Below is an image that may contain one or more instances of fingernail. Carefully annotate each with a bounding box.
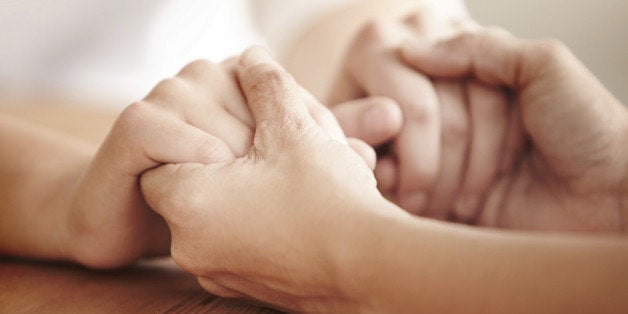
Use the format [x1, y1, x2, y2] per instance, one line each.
[454, 195, 480, 221]
[400, 192, 429, 215]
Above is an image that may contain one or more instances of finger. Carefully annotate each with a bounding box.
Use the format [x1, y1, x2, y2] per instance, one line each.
[447, 17, 480, 33]
[176, 59, 255, 128]
[220, 58, 256, 128]
[424, 80, 469, 220]
[236, 46, 316, 147]
[326, 66, 365, 106]
[143, 77, 253, 157]
[401, 7, 438, 37]
[348, 138, 376, 170]
[374, 155, 398, 199]
[350, 53, 441, 214]
[454, 81, 508, 222]
[499, 101, 526, 174]
[302, 87, 348, 144]
[188, 108, 254, 157]
[389, 70, 441, 214]
[326, 19, 400, 106]
[399, 30, 525, 87]
[102, 102, 235, 177]
[332, 96, 403, 146]
[140, 163, 205, 221]
[339, 20, 442, 213]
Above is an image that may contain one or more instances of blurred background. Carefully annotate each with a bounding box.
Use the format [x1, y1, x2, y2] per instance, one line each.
[1, 0, 626, 108]
[466, 0, 628, 103]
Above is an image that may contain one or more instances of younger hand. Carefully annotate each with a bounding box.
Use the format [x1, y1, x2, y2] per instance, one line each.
[67, 59, 251, 268]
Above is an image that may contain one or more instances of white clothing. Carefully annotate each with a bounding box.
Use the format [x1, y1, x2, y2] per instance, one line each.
[0, 0, 465, 108]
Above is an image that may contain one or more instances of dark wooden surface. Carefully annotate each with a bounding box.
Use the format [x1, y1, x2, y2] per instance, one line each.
[0, 256, 278, 313]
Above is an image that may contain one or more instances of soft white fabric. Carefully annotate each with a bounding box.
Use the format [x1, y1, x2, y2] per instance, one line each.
[0, 0, 466, 108]
[0, 0, 266, 107]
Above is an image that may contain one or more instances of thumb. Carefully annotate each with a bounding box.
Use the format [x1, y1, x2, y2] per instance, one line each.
[399, 29, 525, 87]
[332, 97, 403, 147]
[140, 163, 205, 222]
[400, 30, 628, 177]
[236, 46, 316, 151]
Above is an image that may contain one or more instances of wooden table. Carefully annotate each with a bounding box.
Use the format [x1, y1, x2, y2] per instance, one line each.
[0, 256, 278, 313]
[0, 95, 279, 313]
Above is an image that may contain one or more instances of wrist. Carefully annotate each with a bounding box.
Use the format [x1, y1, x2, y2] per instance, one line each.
[329, 193, 412, 311]
[37, 152, 92, 262]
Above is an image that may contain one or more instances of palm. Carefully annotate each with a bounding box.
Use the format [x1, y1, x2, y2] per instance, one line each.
[475, 68, 627, 233]
[478, 148, 624, 232]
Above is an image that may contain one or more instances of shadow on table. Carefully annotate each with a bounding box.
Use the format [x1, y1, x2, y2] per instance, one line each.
[0, 255, 280, 313]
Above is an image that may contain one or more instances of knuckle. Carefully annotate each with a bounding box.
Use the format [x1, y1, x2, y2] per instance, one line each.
[368, 97, 402, 135]
[357, 18, 391, 42]
[409, 164, 439, 187]
[370, 96, 398, 109]
[179, 59, 218, 78]
[533, 38, 571, 61]
[249, 63, 292, 87]
[466, 30, 494, 54]
[456, 29, 501, 54]
[442, 114, 469, 144]
[405, 103, 437, 126]
[485, 25, 512, 38]
[309, 103, 335, 125]
[401, 9, 434, 31]
[155, 167, 206, 223]
[149, 77, 190, 100]
[196, 135, 232, 163]
[245, 64, 294, 104]
[115, 101, 153, 133]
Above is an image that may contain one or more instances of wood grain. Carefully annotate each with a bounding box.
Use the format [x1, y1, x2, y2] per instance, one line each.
[0, 256, 279, 313]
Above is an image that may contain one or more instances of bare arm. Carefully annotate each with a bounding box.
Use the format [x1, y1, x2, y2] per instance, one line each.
[349, 209, 628, 313]
[0, 114, 93, 260]
[140, 44, 628, 313]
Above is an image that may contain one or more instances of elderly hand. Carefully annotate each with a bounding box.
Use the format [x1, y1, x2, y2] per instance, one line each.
[401, 29, 628, 232]
[140, 47, 406, 311]
[67, 49, 397, 268]
[329, 9, 520, 223]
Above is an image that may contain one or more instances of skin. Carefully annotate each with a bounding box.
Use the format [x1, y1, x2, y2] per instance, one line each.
[0, 0, 505, 268]
[0, 59, 393, 268]
[141, 37, 628, 312]
[286, 1, 521, 220]
[400, 30, 628, 232]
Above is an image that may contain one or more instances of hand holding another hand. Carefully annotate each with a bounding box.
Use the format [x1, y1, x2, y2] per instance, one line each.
[401, 29, 628, 232]
[140, 47, 404, 312]
[330, 9, 521, 223]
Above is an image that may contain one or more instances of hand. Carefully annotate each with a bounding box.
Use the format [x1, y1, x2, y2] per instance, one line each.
[401, 29, 628, 232]
[329, 9, 519, 222]
[65, 54, 396, 268]
[140, 47, 405, 312]
[66, 58, 252, 268]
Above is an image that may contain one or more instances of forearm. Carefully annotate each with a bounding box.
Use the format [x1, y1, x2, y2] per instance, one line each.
[342, 208, 628, 313]
[0, 114, 94, 260]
